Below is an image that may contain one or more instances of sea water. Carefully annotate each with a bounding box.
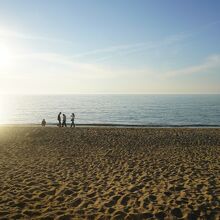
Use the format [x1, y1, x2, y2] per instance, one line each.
[0, 94, 220, 126]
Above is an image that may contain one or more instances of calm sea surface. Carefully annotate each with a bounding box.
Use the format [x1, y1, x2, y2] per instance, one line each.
[0, 95, 220, 126]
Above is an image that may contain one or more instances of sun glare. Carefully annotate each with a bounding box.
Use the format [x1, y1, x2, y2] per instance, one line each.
[0, 95, 12, 124]
[0, 43, 12, 67]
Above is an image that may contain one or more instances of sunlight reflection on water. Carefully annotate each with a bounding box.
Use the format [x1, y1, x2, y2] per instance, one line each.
[0, 94, 220, 126]
[0, 95, 13, 124]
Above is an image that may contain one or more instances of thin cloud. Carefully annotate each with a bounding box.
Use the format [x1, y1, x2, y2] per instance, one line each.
[1, 28, 184, 62]
[72, 20, 220, 61]
[10, 52, 117, 79]
[73, 33, 190, 60]
[0, 28, 73, 44]
[0, 28, 189, 61]
[71, 42, 149, 58]
[3, 51, 155, 81]
[1, 19, 220, 59]
[164, 55, 220, 77]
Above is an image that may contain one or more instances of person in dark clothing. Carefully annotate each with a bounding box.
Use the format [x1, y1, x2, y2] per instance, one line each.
[41, 119, 46, 127]
[57, 112, 62, 127]
[70, 113, 75, 128]
[62, 114, 67, 127]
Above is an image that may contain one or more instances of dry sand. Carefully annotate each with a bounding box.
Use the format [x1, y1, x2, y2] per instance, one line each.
[0, 127, 219, 220]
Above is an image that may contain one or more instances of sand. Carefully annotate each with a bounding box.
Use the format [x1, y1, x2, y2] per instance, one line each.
[0, 127, 219, 220]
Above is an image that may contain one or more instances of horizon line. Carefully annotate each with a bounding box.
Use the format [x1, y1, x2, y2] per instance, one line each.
[1, 93, 220, 96]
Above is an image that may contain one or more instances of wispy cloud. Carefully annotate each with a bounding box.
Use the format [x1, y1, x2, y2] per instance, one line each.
[8, 52, 117, 80]
[73, 32, 190, 61]
[71, 42, 148, 58]
[1, 19, 219, 63]
[0, 27, 189, 61]
[164, 55, 220, 77]
[0, 28, 73, 44]
[73, 20, 220, 61]
[1, 51, 156, 83]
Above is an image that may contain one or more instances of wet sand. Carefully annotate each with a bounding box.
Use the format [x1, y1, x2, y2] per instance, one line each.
[0, 127, 219, 219]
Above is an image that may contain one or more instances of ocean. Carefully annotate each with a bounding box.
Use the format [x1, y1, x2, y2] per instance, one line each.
[0, 94, 220, 126]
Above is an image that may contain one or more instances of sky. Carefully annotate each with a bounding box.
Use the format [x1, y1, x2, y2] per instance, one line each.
[0, 0, 220, 94]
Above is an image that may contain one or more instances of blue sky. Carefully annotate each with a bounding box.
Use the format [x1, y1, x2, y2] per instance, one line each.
[0, 0, 220, 94]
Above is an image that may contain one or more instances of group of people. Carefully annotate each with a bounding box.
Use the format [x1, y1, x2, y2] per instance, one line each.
[41, 112, 75, 127]
[57, 112, 75, 127]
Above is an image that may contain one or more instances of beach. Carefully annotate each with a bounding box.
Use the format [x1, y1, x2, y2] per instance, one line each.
[0, 127, 219, 219]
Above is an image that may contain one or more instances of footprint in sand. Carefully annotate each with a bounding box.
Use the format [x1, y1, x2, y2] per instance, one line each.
[155, 211, 166, 220]
[171, 208, 183, 218]
[70, 198, 82, 208]
[120, 195, 130, 206]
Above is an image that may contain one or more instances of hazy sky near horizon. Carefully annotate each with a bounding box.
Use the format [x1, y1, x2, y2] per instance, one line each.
[0, 0, 220, 94]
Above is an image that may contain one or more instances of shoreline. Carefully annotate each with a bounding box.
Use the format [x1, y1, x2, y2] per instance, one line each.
[1, 123, 220, 128]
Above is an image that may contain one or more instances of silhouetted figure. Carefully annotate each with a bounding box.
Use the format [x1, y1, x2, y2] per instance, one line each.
[70, 113, 75, 128]
[57, 112, 62, 127]
[62, 114, 67, 127]
[41, 119, 46, 127]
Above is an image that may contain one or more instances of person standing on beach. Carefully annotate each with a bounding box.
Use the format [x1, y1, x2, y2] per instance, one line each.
[70, 113, 75, 127]
[57, 112, 62, 127]
[62, 114, 67, 127]
[41, 119, 46, 127]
